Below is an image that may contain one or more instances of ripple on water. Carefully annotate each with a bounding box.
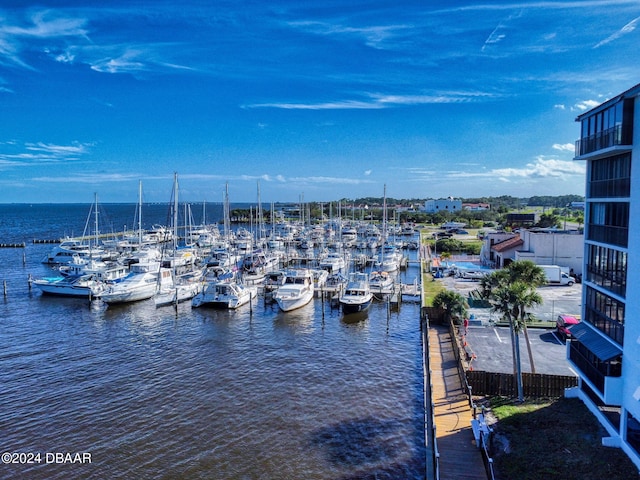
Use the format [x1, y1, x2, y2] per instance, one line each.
[1, 243, 426, 479]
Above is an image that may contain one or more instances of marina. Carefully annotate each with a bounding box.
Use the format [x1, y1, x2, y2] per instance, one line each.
[0, 203, 428, 480]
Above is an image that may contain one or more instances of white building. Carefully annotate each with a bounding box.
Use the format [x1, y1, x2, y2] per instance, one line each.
[423, 198, 462, 213]
[479, 229, 583, 273]
[569, 82, 640, 471]
[514, 229, 583, 275]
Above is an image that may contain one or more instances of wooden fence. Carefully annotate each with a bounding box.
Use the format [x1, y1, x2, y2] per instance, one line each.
[466, 370, 578, 397]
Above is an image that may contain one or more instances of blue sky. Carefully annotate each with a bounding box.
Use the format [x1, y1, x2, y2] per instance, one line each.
[1, 1, 640, 204]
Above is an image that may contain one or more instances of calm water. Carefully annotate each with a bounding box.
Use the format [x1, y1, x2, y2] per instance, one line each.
[0, 204, 426, 480]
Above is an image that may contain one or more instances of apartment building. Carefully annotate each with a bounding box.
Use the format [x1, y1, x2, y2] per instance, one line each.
[569, 82, 640, 470]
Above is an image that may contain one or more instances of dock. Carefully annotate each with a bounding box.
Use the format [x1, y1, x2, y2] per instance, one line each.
[0, 243, 26, 248]
[429, 324, 488, 480]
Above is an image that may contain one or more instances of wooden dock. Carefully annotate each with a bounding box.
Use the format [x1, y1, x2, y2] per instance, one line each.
[429, 325, 488, 480]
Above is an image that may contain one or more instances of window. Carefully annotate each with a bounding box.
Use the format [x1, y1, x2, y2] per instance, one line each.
[585, 286, 625, 345]
[578, 99, 633, 155]
[586, 245, 627, 297]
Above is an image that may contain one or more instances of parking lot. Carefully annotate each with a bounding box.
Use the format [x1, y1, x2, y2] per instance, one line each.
[438, 274, 582, 376]
[464, 325, 578, 376]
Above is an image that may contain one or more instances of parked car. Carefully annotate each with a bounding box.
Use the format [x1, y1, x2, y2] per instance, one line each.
[556, 314, 580, 341]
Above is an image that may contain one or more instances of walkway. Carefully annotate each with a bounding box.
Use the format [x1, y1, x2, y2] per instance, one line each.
[429, 324, 488, 480]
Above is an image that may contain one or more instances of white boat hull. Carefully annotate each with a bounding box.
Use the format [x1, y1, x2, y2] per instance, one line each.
[155, 283, 202, 307]
[34, 276, 104, 298]
[275, 289, 313, 312]
[191, 282, 256, 309]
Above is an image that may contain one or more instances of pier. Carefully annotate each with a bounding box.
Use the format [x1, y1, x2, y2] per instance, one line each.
[429, 324, 488, 479]
[0, 243, 26, 248]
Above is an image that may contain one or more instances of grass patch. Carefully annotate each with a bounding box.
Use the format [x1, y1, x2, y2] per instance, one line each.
[421, 270, 445, 307]
[488, 396, 637, 479]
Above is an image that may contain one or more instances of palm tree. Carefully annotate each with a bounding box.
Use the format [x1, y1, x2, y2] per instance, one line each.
[478, 260, 545, 402]
[432, 290, 469, 325]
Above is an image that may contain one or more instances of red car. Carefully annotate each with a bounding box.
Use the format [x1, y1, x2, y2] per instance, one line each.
[556, 315, 580, 341]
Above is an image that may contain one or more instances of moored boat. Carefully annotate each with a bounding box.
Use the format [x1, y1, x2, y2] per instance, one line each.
[339, 272, 373, 314]
[97, 261, 163, 304]
[191, 280, 256, 309]
[273, 269, 314, 312]
[33, 274, 105, 298]
[369, 270, 394, 291]
[154, 268, 204, 307]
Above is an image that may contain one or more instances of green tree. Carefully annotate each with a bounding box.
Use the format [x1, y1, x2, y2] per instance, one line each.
[536, 213, 560, 228]
[479, 260, 545, 402]
[432, 290, 469, 325]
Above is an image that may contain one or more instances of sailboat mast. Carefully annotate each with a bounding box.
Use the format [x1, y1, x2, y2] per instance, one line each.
[173, 173, 179, 251]
[92, 192, 99, 255]
[223, 182, 230, 240]
[138, 180, 143, 246]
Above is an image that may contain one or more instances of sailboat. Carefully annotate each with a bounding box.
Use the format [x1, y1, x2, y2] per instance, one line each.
[155, 173, 203, 307]
[191, 182, 254, 309]
[375, 184, 402, 273]
[41, 193, 107, 264]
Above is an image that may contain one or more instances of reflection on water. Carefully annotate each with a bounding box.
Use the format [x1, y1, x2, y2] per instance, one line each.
[341, 310, 370, 326]
[0, 240, 425, 480]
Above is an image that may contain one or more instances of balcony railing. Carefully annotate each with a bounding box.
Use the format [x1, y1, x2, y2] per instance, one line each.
[575, 125, 626, 156]
[569, 342, 606, 393]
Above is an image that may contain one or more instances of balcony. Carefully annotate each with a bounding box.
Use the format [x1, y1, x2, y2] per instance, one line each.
[575, 125, 629, 157]
[568, 338, 622, 404]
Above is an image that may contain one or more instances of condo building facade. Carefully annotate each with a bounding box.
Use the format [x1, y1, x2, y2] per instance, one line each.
[570, 82, 640, 470]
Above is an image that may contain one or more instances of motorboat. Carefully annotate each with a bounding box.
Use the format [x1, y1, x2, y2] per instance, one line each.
[97, 261, 163, 304]
[240, 249, 280, 284]
[339, 272, 373, 314]
[318, 251, 347, 273]
[273, 269, 314, 312]
[369, 270, 394, 291]
[375, 244, 403, 272]
[59, 255, 129, 283]
[33, 274, 105, 298]
[191, 280, 256, 309]
[311, 268, 329, 290]
[41, 238, 105, 265]
[154, 268, 204, 307]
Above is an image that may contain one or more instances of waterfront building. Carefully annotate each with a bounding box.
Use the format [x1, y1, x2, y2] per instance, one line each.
[423, 198, 462, 213]
[514, 228, 584, 275]
[568, 81, 640, 471]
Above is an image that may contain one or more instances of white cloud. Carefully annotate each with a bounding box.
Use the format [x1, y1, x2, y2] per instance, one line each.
[364, 170, 372, 176]
[444, 156, 585, 181]
[286, 20, 409, 50]
[594, 15, 640, 48]
[497, 156, 585, 179]
[246, 90, 501, 110]
[0, 141, 93, 168]
[554, 104, 565, 110]
[552, 143, 575, 152]
[0, 10, 88, 69]
[574, 99, 600, 111]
